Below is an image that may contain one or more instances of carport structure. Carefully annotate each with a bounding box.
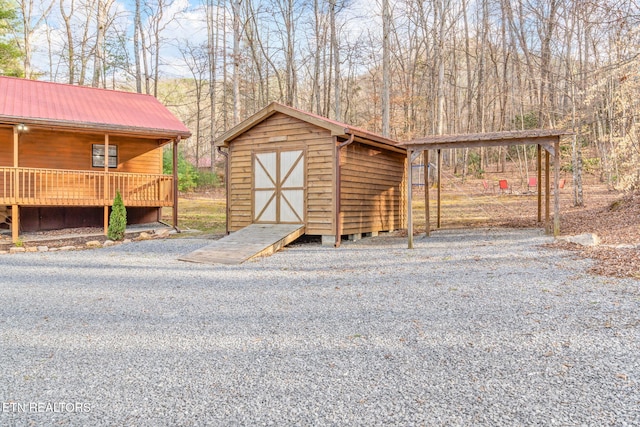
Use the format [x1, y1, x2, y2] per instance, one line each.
[399, 130, 570, 249]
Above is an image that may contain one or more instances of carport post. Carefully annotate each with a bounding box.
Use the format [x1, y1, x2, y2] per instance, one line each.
[545, 149, 551, 234]
[407, 149, 414, 249]
[553, 139, 560, 236]
[537, 144, 542, 223]
[437, 149, 442, 229]
[424, 150, 430, 237]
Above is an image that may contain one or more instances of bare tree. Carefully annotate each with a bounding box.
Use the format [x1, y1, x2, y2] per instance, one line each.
[381, 0, 390, 136]
[231, 0, 241, 124]
[59, 0, 76, 83]
[134, 0, 142, 92]
[15, 0, 54, 78]
[92, 0, 105, 87]
[329, 0, 340, 120]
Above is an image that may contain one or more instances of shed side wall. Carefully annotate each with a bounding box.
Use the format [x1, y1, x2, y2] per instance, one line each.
[228, 112, 335, 235]
[340, 141, 406, 234]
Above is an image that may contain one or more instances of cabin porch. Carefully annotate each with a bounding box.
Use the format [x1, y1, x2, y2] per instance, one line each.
[0, 167, 173, 207]
[0, 167, 174, 241]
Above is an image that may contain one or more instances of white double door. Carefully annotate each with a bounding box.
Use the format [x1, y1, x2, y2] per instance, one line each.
[253, 149, 305, 224]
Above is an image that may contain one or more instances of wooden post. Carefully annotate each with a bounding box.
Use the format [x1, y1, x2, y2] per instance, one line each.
[104, 134, 109, 235]
[424, 150, 430, 237]
[437, 149, 442, 229]
[13, 126, 18, 168]
[12, 126, 19, 243]
[407, 149, 413, 249]
[553, 139, 561, 236]
[537, 144, 542, 223]
[220, 147, 230, 235]
[173, 136, 180, 229]
[545, 149, 551, 234]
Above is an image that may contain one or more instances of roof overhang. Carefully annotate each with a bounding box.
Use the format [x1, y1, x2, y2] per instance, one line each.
[0, 116, 191, 141]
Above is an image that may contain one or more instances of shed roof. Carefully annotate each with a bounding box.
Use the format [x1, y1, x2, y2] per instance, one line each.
[215, 102, 404, 153]
[0, 76, 191, 139]
[400, 130, 570, 151]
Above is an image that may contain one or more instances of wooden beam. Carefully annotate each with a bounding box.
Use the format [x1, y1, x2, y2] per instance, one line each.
[220, 147, 230, 235]
[424, 150, 430, 237]
[537, 144, 542, 223]
[12, 126, 19, 243]
[351, 135, 406, 154]
[545, 149, 551, 234]
[542, 144, 556, 157]
[104, 206, 109, 236]
[13, 126, 18, 168]
[437, 149, 442, 229]
[104, 134, 109, 235]
[173, 136, 180, 229]
[410, 150, 422, 163]
[407, 149, 413, 249]
[11, 205, 19, 244]
[403, 136, 564, 153]
[553, 139, 561, 236]
[4, 119, 190, 140]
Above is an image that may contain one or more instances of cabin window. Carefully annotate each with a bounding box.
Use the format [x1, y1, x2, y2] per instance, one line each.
[92, 144, 118, 168]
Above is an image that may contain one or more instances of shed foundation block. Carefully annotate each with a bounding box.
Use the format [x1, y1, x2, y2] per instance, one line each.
[321, 235, 336, 247]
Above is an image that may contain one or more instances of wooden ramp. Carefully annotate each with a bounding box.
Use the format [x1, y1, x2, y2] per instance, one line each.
[179, 223, 305, 265]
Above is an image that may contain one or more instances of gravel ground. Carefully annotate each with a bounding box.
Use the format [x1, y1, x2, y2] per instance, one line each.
[1, 228, 638, 426]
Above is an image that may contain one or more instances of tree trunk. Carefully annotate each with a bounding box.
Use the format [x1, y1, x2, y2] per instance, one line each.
[381, 0, 390, 137]
[330, 0, 340, 120]
[92, 0, 104, 87]
[232, 0, 241, 124]
[134, 0, 142, 93]
[59, 0, 75, 84]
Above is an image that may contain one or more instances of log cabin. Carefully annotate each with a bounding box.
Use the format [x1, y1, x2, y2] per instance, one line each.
[215, 102, 407, 246]
[0, 76, 191, 243]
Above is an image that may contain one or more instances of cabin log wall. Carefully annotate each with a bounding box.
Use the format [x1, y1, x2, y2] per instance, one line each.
[0, 128, 11, 165]
[0, 128, 168, 208]
[6, 130, 163, 173]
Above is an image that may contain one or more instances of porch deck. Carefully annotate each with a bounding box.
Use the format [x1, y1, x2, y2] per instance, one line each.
[0, 167, 173, 207]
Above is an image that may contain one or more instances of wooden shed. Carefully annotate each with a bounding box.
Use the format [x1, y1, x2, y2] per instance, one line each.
[216, 102, 407, 246]
[0, 76, 191, 243]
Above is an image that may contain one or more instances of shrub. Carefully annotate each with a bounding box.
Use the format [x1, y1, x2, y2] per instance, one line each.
[163, 150, 199, 192]
[468, 152, 485, 178]
[197, 170, 221, 188]
[108, 191, 127, 241]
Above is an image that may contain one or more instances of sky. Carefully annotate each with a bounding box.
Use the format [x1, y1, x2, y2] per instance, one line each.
[29, 0, 381, 82]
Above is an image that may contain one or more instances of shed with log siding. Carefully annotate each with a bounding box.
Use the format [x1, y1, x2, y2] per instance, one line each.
[216, 103, 407, 245]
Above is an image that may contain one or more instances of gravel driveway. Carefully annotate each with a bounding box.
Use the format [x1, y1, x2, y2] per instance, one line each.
[1, 228, 638, 426]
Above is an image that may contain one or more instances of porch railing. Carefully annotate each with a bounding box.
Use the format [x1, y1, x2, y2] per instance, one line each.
[0, 167, 173, 207]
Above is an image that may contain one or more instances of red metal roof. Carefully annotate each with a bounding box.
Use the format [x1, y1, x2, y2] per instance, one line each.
[0, 76, 191, 138]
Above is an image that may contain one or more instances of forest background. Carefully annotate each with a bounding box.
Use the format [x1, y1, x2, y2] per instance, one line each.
[1, 0, 639, 202]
